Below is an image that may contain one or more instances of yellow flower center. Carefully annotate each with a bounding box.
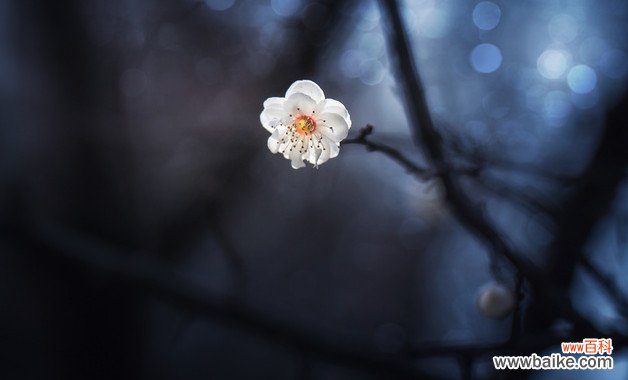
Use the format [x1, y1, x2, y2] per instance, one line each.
[294, 114, 317, 135]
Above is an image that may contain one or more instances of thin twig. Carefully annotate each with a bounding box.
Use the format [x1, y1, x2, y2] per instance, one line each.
[342, 125, 478, 180]
[342, 125, 432, 179]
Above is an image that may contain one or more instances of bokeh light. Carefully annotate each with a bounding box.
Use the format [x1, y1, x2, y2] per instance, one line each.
[355, 2, 380, 31]
[358, 59, 385, 86]
[270, 0, 301, 17]
[537, 49, 569, 79]
[472, 2, 501, 31]
[205, 0, 235, 12]
[567, 64, 597, 94]
[340, 49, 366, 78]
[470, 43, 502, 73]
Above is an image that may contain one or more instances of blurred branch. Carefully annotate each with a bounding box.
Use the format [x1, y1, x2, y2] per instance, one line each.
[472, 176, 558, 221]
[546, 93, 628, 289]
[476, 159, 578, 185]
[406, 330, 626, 360]
[378, 0, 619, 341]
[33, 219, 618, 374]
[15, 222, 438, 380]
[406, 334, 559, 359]
[212, 223, 247, 299]
[449, 145, 579, 185]
[378, 0, 540, 283]
[580, 256, 628, 318]
[520, 92, 628, 333]
[510, 271, 525, 339]
[344, 126, 555, 219]
[139, 1, 204, 57]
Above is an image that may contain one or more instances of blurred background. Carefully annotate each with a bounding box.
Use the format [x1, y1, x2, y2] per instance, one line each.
[1, 0, 628, 379]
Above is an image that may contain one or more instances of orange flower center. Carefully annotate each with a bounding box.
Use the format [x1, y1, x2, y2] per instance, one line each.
[294, 114, 317, 135]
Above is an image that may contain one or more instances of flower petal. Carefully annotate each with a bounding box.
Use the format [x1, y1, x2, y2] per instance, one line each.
[285, 80, 325, 103]
[284, 92, 317, 116]
[268, 123, 292, 153]
[267, 129, 281, 153]
[319, 98, 351, 127]
[305, 135, 336, 166]
[263, 96, 284, 109]
[317, 112, 350, 141]
[290, 148, 306, 169]
[260, 106, 286, 133]
[327, 138, 340, 159]
[307, 148, 322, 166]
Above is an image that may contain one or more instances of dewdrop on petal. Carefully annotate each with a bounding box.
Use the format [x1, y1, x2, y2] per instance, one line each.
[260, 80, 351, 169]
[477, 282, 515, 319]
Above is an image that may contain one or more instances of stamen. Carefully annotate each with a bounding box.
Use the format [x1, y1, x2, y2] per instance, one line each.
[293, 114, 317, 136]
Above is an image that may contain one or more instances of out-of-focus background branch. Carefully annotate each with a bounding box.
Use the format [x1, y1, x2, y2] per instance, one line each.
[2, 0, 628, 379]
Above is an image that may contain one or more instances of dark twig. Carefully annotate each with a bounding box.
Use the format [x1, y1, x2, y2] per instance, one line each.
[342, 125, 432, 179]
[342, 125, 478, 181]
[16, 222, 438, 380]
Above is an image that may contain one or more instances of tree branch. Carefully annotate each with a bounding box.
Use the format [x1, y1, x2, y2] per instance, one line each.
[580, 256, 628, 318]
[378, 0, 616, 340]
[344, 126, 555, 223]
[12, 222, 439, 380]
[378, 0, 540, 284]
[342, 125, 478, 181]
[546, 93, 628, 289]
[342, 125, 432, 179]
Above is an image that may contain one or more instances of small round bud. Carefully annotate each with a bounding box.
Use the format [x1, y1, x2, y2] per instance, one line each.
[477, 282, 515, 319]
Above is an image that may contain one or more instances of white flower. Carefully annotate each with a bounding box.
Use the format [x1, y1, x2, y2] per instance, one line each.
[260, 80, 351, 169]
[476, 282, 515, 320]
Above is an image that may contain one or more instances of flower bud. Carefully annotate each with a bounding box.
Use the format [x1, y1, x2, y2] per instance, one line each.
[477, 282, 515, 319]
